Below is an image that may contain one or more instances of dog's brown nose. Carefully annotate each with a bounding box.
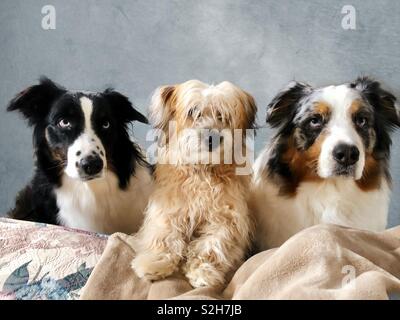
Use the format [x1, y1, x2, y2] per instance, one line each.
[333, 144, 360, 166]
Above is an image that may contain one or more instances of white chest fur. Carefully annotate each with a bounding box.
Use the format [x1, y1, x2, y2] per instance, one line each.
[251, 154, 390, 249]
[55, 165, 153, 234]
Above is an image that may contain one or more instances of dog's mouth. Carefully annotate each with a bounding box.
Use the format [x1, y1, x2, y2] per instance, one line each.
[79, 172, 104, 182]
[332, 165, 357, 178]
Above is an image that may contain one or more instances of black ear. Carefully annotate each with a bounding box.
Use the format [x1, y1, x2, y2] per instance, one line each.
[351, 77, 400, 129]
[103, 89, 148, 124]
[7, 77, 66, 126]
[266, 81, 313, 128]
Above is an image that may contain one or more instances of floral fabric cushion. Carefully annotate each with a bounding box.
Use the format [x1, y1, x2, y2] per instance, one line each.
[0, 218, 107, 300]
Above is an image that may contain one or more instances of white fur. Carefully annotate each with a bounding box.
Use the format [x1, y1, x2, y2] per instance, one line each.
[251, 84, 391, 250]
[251, 148, 390, 249]
[65, 97, 106, 179]
[57, 96, 153, 234]
[315, 85, 365, 179]
[56, 163, 153, 234]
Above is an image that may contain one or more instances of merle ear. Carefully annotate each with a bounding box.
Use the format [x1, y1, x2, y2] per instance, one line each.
[103, 89, 148, 124]
[351, 77, 400, 129]
[266, 81, 313, 128]
[7, 76, 66, 126]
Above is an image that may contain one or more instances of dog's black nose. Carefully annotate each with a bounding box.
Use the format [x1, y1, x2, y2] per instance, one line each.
[207, 132, 223, 152]
[332, 144, 360, 166]
[80, 155, 103, 176]
[208, 135, 215, 151]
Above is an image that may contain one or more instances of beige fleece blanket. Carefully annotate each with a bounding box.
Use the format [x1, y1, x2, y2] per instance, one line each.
[80, 224, 400, 300]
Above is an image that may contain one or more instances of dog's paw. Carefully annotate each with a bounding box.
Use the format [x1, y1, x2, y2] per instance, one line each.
[183, 258, 225, 288]
[131, 251, 179, 281]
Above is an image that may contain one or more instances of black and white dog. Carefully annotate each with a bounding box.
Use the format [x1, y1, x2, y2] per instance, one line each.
[251, 77, 400, 249]
[7, 77, 153, 234]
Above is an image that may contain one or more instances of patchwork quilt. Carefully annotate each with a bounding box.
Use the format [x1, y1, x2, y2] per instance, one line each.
[0, 218, 107, 300]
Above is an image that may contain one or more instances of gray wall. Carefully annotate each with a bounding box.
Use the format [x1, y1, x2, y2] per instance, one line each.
[0, 0, 399, 227]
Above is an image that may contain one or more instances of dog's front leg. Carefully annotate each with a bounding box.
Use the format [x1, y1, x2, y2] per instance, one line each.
[183, 214, 252, 288]
[131, 204, 186, 281]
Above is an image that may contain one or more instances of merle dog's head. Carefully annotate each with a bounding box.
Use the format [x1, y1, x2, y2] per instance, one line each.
[8, 77, 148, 188]
[266, 77, 400, 194]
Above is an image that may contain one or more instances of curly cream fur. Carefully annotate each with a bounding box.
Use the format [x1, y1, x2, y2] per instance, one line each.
[131, 80, 256, 288]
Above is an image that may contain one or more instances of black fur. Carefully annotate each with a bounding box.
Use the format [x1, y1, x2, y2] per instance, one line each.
[351, 77, 399, 155]
[264, 81, 314, 191]
[7, 77, 149, 224]
[266, 81, 313, 129]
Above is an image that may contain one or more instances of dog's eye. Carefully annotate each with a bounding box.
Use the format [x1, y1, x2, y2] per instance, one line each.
[355, 116, 368, 128]
[58, 119, 71, 129]
[188, 106, 203, 119]
[102, 121, 110, 129]
[188, 107, 197, 118]
[309, 116, 323, 129]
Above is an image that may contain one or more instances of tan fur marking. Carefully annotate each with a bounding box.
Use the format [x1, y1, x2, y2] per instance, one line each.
[357, 153, 382, 191]
[280, 133, 327, 195]
[45, 128, 67, 162]
[349, 99, 363, 115]
[314, 101, 331, 117]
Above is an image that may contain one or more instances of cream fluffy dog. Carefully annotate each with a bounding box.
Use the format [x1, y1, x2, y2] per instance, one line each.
[131, 80, 257, 287]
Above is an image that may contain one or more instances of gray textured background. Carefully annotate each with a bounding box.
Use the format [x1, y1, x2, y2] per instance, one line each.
[0, 0, 399, 226]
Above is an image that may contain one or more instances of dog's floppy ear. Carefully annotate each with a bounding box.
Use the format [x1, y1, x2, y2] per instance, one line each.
[148, 85, 176, 130]
[239, 90, 257, 129]
[351, 77, 400, 129]
[7, 77, 66, 126]
[103, 89, 148, 124]
[266, 81, 313, 128]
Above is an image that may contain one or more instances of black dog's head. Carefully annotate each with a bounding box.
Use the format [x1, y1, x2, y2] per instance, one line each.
[8, 77, 148, 188]
[265, 77, 400, 194]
